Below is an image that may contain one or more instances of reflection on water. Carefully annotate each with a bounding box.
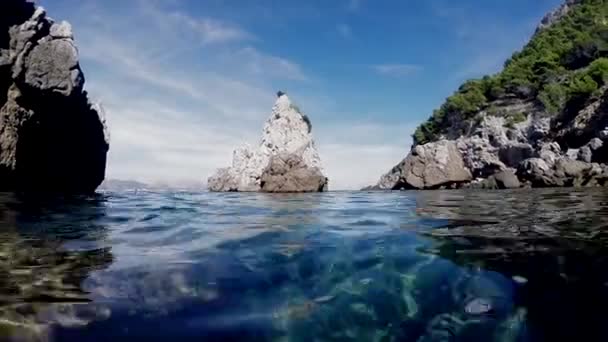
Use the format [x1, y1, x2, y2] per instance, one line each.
[0, 194, 112, 341]
[0, 190, 607, 341]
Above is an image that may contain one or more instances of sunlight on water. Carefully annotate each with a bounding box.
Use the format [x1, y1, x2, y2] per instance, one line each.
[0, 189, 607, 341]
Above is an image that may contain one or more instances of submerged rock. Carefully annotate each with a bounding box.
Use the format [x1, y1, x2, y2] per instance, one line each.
[0, 0, 108, 193]
[464, 298, 493, 315]
[208, 92, 327, 192]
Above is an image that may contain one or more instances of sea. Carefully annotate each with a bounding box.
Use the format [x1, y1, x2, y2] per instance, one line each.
[0, 189, 607, 341]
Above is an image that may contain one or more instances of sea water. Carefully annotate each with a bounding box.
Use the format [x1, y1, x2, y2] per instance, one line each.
[1, 189, 607, 341]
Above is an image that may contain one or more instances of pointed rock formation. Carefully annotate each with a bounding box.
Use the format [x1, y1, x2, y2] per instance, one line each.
[208, 92, 327, 192]
[0, 0, 109, 193]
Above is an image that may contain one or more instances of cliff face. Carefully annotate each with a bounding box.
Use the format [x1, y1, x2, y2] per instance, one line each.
[0, 0, 109, 193]
[208, 92, 328, 193]
[374, 0, 608, 190]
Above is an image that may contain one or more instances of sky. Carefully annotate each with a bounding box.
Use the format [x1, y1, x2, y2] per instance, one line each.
[38, 0, 563, 190]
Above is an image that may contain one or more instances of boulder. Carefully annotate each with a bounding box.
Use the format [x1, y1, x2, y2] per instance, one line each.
[518, 157, 607, 188]
[566, 149, 579, 160]
[0, 0, 108, 193]
[579, 137, 606, 163]
[206, 168, 238, 192]
[260, 153, 327, 193]
[208, 92, 326, 192]
[517, 158, 557, 187]
[493, 169, 521, 189]
[456, 136, 505, 178]
[577, 146, 593, 163]
[498, 143, 534, 167]
[538, 142, 562, 166]
[553, 158, 592, 179]
[588, 138, 603, 150]
[377, 140, 472, 190]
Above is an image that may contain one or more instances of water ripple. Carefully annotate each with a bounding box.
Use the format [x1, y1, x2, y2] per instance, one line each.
[0, 189, 607, 340]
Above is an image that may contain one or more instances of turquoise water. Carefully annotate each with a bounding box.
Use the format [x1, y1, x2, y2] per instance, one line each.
[1, 189, 608, 341]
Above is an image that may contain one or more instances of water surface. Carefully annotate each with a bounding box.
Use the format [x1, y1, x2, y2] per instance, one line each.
[1, 189, 607, 341]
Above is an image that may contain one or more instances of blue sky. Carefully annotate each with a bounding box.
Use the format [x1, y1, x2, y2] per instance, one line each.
[39, 0, 562, 189]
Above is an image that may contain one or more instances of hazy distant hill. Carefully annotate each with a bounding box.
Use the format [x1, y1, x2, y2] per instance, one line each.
[99, 179, 206, 192]
[98, 179, 149, 191]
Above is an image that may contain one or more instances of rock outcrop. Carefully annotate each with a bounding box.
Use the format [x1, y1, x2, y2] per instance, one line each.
[260, 153, 327, 193]
[535, 0, 583, 33]
[371, 0, 608, 191]
[376, 140, 471, 190]
[374, 96, 608, 190]
[0, 0, 108, 193]
[208, 92, 327, 192]
[517, 157, 608, 187]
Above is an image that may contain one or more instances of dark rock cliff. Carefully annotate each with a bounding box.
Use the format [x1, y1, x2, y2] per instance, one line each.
[0, 0, 109, 193]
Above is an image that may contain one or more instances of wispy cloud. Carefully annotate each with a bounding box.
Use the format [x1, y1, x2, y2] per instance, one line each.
[372, 64, 422, 77]
[169, 13, 254, 45]
[427, 0, 538, 83]
[232, 47, 308, 81]
[79, 35, 270, 120]
[347, 0, 363, 12]
[138, 0, 254, 45]
[40, 0, 416, 189]
[337, 23, 353, 39]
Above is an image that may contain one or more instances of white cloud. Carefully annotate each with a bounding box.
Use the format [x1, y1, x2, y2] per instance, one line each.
[316, 121, 415, 190]
[40, 0, 414, 190]
[103, 99, 255, 184]
[320, 143, 406, 190]
[372, 64, 422, 77]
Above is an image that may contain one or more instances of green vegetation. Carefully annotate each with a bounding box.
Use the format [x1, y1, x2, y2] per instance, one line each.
[290, 103, 312, 133]
[538, 83, 568, 115]
[414, 0, 608, 145]
[302, 114, 312, 133]
[505, 112, 527, 129]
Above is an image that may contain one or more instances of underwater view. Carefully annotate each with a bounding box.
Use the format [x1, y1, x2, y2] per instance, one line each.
[0, 189, 607, 341]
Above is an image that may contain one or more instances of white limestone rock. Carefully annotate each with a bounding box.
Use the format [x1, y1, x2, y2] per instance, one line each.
[208, 92, 326, 192]
[50, 21, 73, 39]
